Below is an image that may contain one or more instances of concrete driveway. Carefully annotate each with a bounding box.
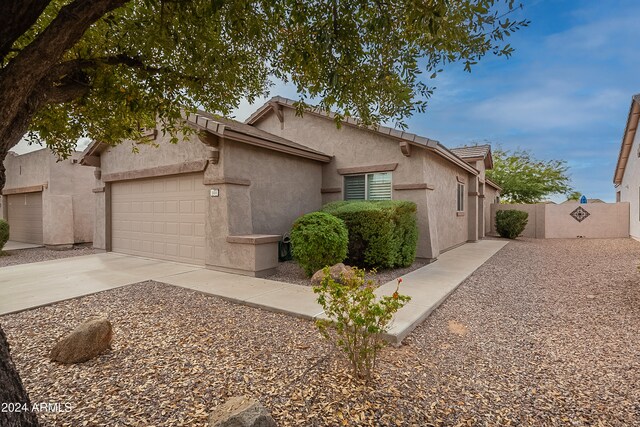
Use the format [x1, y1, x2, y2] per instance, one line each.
[0, 253, 202, 315]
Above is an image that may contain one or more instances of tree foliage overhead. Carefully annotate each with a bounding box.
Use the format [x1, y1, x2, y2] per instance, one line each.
[486, 148, 573, 204]
[0, 0, 528, 190]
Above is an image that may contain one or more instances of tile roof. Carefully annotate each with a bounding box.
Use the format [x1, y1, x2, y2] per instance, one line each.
[450, 144, 492, 159]
[192, 111, 331, 160]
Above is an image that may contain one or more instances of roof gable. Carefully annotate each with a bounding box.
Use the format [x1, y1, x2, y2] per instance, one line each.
[450, 144, 494, 169]
[246, 96, 481, 176]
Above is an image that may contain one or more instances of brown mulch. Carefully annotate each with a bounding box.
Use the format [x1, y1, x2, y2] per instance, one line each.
[0, 245, 99, 268]
[265, 259, 430, 286]
[3, 238, 640, 426]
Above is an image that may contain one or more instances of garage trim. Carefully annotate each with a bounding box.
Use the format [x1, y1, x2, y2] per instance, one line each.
[2, 183, 47, 195]
[102, 160, 208, 182]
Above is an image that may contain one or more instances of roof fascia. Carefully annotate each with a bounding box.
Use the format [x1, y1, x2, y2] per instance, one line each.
[613, 96, 640, 185]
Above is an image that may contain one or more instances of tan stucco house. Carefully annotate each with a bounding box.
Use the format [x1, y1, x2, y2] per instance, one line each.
[0, 149, 95, 247]
[613, 93, 640, 239]
[81, 97, 500, 276]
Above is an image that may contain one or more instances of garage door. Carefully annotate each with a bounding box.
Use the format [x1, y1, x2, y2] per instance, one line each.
[7, 192, 43, 244]
[111, 174, 206, 265]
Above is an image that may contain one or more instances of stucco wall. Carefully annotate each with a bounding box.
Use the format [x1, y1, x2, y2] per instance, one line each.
[545, 202, 629, 238]
[491, 202, 628, 238]
[425, 154, 470, 252]
[98, 133, 210, 175]
[47, 152, 95, 243]
[252, 108, 473, 257]
[224, 140, 322, 235]
[3, 149, 51, 189]
[2, 149, 95, 245]
[484, 186, 499, 234]
[618, 128, 640, 238]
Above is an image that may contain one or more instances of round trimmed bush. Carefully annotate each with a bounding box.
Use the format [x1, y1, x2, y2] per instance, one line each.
[495, 209, 528, 239]
[290, 212, 348, 277]
[0, 219, 9, 251]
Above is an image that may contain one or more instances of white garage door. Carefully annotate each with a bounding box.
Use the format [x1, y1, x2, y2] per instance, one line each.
[111, 174, 206, 265]
[7, 192, 44, 244]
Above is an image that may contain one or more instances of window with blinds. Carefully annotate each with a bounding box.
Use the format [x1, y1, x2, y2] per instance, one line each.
[457, 182, 465, 212]
[344, 172, 392, 200]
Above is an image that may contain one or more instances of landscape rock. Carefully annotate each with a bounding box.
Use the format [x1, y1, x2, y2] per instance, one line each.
[310, 263, 356, 286]
[209, 396, 276, 427]
[49, 316, 113, 364]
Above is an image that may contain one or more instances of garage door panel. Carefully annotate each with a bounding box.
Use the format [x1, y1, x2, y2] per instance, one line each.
[7, 192, 43, 244]
[111, 174, 205, 265]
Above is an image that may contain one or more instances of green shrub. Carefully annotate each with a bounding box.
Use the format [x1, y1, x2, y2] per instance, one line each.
[495, 209, 529, 239]
[0, 219, 8, 252]
[290, 212, 348, 276]
[314, 268, 410, 382]
[322, 200, 418, 269]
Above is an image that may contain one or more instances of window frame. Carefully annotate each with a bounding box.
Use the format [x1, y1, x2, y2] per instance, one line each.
[456, 182, 465, 213]
[343, 172, 393, 201]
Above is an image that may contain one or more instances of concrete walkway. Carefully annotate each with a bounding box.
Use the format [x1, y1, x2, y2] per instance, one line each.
[3, 241, 43, 251]
[0, 239, 507, 342]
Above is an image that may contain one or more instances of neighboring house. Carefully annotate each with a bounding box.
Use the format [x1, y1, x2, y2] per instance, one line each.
[613, 94, 640, 239]
[448, 144, 501, 238]
[0, 149, 95, 247]
[81, 97, 500, 276]
[561, 198, 605, 204]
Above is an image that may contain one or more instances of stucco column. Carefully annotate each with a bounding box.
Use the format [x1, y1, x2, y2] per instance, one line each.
[394, 188, 439, 261]
[422, 190, 440, 260]
[477, 182, 485, 239]
[92, 169, 108, 250]
[467, 177, 479, 242]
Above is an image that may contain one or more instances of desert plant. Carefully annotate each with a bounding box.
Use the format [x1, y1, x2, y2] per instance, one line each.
[322, 200, 418, 269]
[0, 219, 9, 252]
[314, 267, 411, 381]
[495, 209, 529, 239]
[290, 212, 348, 276]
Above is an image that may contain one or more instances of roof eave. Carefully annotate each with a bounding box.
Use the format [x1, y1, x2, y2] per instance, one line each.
[485, 178, 502, 191]
[613, 95, 640, 185]
[188, 112, 332, 163]
[432, 143, 479, 175]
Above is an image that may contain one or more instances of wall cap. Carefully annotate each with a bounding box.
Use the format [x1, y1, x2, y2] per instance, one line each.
[393, 183, 434, 191]
[337, 163, 398, 175]
[226, 234, 281, 245]
[2, 184, 46, 195]
[102, 160, 207, 182]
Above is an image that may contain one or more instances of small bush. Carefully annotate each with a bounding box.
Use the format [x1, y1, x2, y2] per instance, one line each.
[496, 209, 528, 239]
[322, 201, 418, 269]
[314, 268, 410, 382]
[0, 219, 8, 252]
[290, 212, 348, 276]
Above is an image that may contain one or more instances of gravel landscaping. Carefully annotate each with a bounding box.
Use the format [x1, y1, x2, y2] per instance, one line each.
[0, 245, 99, 268]
[2, 238, 640, 426]
[265, 259, 430, 286]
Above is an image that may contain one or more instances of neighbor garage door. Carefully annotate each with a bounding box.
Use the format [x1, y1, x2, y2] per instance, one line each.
[111, 174, 206, 265]
[7, 192, 44, 244]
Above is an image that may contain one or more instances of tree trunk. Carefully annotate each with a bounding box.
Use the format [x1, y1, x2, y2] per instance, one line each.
[0, 325, 39, 427]
[0, 0, 128, 193]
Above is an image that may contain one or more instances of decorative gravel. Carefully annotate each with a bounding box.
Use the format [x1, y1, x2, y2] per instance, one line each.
[265, 259, 430, 286]
[2, 238, 640, 426]
[0, 245, 99, 268]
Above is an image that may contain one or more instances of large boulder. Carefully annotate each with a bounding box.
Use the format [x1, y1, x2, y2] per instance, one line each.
[49, 316, 113, 364]
[310, 263, 356, 286]
[209, 396, 276, 427]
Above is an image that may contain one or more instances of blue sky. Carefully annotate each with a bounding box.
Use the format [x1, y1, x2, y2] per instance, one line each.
[235, 0, 639, 202]
[13, 1, 638, 202]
